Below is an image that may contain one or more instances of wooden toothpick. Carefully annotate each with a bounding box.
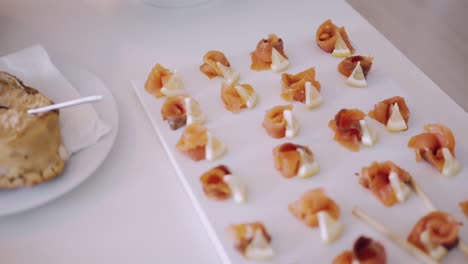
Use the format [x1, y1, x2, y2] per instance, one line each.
[352, 207, 438, 264]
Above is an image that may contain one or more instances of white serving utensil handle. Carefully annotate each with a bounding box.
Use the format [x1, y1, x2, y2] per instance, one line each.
[28, 95, 103, 114]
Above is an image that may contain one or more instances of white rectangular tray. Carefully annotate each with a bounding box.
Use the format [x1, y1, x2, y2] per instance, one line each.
[132, 6, 468, 264]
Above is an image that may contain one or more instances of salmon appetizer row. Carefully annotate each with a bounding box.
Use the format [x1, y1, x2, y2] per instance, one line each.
[316, 19, 354, 57]
[145, 63, 184, 98]
[329, 108, 377, 152]
[332, 236, 387, 264]
[176, 123, 226, 161]
[338, 56, 374, 88]
[227, 222, 274, 260]
[250, 34, 289, 72]
[200, 165, 247, 204]
[289, 188, 343, 243]
[200, 50, 241, 86]
[262, 105, 299, 139]
[407, 211, 461, 261]
[161, 95, 205, 130]
[281, 67, 323, 109]
[408, 124, 461, 177]
[273, 143, 319, 178]
[359, 161, 413, 207]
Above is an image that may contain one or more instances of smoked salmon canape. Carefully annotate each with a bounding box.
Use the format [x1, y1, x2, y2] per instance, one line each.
[273, 143, 320, 178]
[407, 211, 461, 261]
[460, 201, 468, 218]
[332, 236, 387, 264]
[328, 108, 377, 152]
[289, 188, 343, 243]
[161, 95, 205, 130]
[368, 96, 410, 132]
[338, 55, 374, 88]
[250, 34, 289, 72]
[281, 67, 322, 109]
[262, 105, 299, 139]
[176, 123, 226, 161]
[221, 83, 258, 113]
[199, 50, 241, 86]
[408, 124, 461, 177]
[359, 161, 413, 207]
[227, 222, 274, 261]
[316, 19, 355, 57]
[200, 165, 247, 204]
[145, 63, 184, 98]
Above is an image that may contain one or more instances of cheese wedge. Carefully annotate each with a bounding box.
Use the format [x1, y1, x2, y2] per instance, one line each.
[160, 71, 184, 96]
[441, 147, 461, 177]
[305, 81, 323, 109]
[234, 85, 257, 109]
[420, 230, 448, 261]
[359, 119, 377, 147]
[223, 174, 247, 204]
[205, 132, 226, 161]
[388, 171, 411, 203]
[216, 62, 241, 86]
[184, 97, 205, 125]
[245, 229, 274, 260]
[296, 147, 320, 178]
[346, 61, 367, 88]
[386, 103, 407, 131]
[283, 109, 299, 138]
[317, 211, 343, 243]
[271, 48, 289, 72]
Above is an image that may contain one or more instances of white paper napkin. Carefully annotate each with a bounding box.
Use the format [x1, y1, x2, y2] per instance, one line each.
[0, 45, 111, 155]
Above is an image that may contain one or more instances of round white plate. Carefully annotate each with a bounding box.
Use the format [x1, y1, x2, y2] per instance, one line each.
[0, 64, 118, 216]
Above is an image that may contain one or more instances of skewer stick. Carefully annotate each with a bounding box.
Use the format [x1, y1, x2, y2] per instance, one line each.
[352, 207, 438, 264]
[27, 95, 103, 114]
[409, 178, 436, 212]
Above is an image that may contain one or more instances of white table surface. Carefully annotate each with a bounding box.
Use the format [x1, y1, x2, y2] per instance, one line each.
[0, 0, 466, 263]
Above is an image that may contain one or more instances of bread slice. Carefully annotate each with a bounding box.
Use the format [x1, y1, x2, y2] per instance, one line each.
[0, 71, 66, 189]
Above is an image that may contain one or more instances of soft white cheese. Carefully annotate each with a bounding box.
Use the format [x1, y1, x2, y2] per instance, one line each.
[386, 102, 407, 132]
[205, 132, 226, 161]
[223, 174, 247, 204]
[441, 147, 461, 177]
[346, 61, 367, 88]
[420, 230, 448, 261]
[234, 85, 257, 109]
[216, 62, 241, 86]
[359, 119, 377, 147]
[160, 71, 184, 96]
[245, 229, 274, 260]
[270, 48, 289, 72]
[388, 171, 411, 203]
[58, 144, 70, 161]
[304, 81, 323, 109]
[184, 97, 205, 125]
[317, 211, 343, 243]
[296, 148, 320, 178]
[283, 109, 299, 139]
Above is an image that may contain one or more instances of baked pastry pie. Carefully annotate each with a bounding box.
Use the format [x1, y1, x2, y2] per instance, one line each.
[0, 72, 66, 189]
